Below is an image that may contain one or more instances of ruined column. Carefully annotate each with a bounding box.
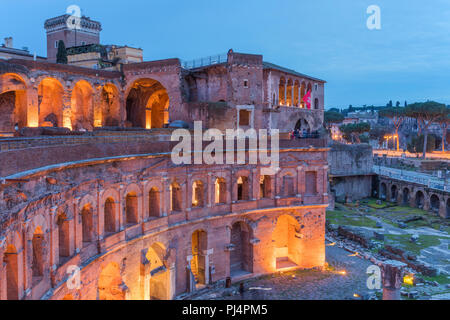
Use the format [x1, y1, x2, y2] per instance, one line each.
[62, 86, 72, 130]
[26, 85, 39, 128]
[381, 260, 407, 300]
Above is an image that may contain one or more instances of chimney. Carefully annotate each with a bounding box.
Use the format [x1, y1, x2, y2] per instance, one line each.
[4, 37, 13, 48]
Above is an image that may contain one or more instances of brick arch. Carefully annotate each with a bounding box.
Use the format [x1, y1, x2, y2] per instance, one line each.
[70, 79, 94, 131]
[430, 193, 441, 213]
[277, 169, 297, 196]
[78, 194, 97, 244]
[229, 220, 254, 275]
[191, 179, 206, 208]
[390, 184, 399, 202]
[3, 230, 24, 300]
[25, 213, 49, 239]
[234, 169, 251, 202]
[123, 77, 170, 129]
[446, 197, 450, 219]
[100, 188, 121, 234]
[0, 72, 29, 131]
[272, 214, 301, 268]
[100, 82, 122, 127]
[413, 189, 426, 209]
[401, 187, 410, 205]
[124, 183, 143, 226]
[37, 77, 65, 127]
[144, 180, 164, 219]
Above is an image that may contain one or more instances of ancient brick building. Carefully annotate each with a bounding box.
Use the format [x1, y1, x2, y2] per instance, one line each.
[0, 49, 328, 300]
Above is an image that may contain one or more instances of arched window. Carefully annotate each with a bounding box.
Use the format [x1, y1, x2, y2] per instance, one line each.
[57, 213, 70, 262]
[215, 178, 227, 204]
[278, 78, 286, 106]
[283, 174, 295, 197]
[149, 187, 160, 218]
[237, 176, 249, 201]
[192, 181, 205, 208]
[32, 227, 45, 283]
[104, 198, 117, 234]
[4, 245, 19, 300]
[170, 182, 182, 212]
[260, 175, 272, 199]
[314, 98, 319, 109]
[125, 192, 139, 225]
[81, 204, 94, 245]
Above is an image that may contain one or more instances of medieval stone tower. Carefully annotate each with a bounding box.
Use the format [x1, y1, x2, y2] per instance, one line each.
[44, 14, 102, 62]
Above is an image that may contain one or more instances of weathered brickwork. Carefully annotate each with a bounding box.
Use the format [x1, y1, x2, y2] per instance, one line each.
[0, 146, 327, 300]
[0, 49, 327, 300]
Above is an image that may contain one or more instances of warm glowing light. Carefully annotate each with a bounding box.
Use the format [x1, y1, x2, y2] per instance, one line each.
[348, 252, 359, 257]
[403, 274, 414, 286]
[326, 242, 336, 246]
[353, 293, 360, 298]
[338, 270, 347, 276]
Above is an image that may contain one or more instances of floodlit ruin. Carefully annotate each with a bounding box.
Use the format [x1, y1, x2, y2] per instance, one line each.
[0, 49, 328, 300]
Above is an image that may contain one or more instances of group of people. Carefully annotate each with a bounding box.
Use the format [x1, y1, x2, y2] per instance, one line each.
[290, 128, 319, 140]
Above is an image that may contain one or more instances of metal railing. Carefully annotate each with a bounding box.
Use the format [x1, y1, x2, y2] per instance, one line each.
[181, 53, 228, 69]
[374, 165, 449, 192]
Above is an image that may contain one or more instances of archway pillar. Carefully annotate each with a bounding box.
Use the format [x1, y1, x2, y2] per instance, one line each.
[439, 200, 446, 219]
[62, 89, 72, 130]
[162, 177, 170, 216]
[93, 86, 103, 128]
[26, 86, 39, 128]
[49, 207, 58, 277]
[0, 244, 5, 300]
[423, 196, 430, 211]
[297, 166, 305, 198]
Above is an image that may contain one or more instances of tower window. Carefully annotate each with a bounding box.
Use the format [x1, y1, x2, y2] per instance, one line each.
[243, 80, 249, 88]
[55, 41, 59, 48]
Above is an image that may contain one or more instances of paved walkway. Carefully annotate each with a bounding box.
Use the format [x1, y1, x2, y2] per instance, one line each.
[220, 244, 374, 300]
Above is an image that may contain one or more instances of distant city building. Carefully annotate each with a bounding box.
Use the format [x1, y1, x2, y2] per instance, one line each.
[67, 44, 143, 70]
[347, 111, 378, 125]
[0, 37, 46, 61]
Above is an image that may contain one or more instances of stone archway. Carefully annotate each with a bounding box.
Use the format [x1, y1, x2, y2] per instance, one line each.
[71, 80, 94, 131]
[273, 215, 300, 270]
[380, 182, 387, 200]
[391, 185, 398, 202]
[145, 242, 170, 300]
[101, 83, 120, 127]
[294, 118, 311, 132]
[0, 73, 27, 132]
[38, 77, 64, 127]
[191, 230, 207, 285]
[430, 194, 440, 213]
[125, 78, 169, 129]
[402, 188, 410, 205]
[446, 198, 450, 218]
[229, 221, 253, 277]
[415, 191, 425, 209]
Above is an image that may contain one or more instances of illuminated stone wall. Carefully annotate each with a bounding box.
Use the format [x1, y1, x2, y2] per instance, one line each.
[0, 146, 328, 300]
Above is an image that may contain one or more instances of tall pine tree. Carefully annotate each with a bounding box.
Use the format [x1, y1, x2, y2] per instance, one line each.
[56, 40, 68, 64]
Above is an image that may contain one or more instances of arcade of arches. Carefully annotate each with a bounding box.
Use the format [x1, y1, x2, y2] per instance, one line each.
[0, 151, 327, 300]
[379, 180, 450, 219]
[0, 72, 170, 134]
[125, 78, 169, 129]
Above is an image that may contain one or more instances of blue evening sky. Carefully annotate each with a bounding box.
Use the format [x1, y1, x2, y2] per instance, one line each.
[2, 0, 450, 108]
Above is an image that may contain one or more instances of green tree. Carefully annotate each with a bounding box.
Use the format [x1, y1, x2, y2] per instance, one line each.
[406, 101, 448, 158]
[56, 40, 68, 64]
[436, 106, 450, 152]
[339, 122, 371, 143]
[324, 111, 344, 126]
[379, 107, 406, 151]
